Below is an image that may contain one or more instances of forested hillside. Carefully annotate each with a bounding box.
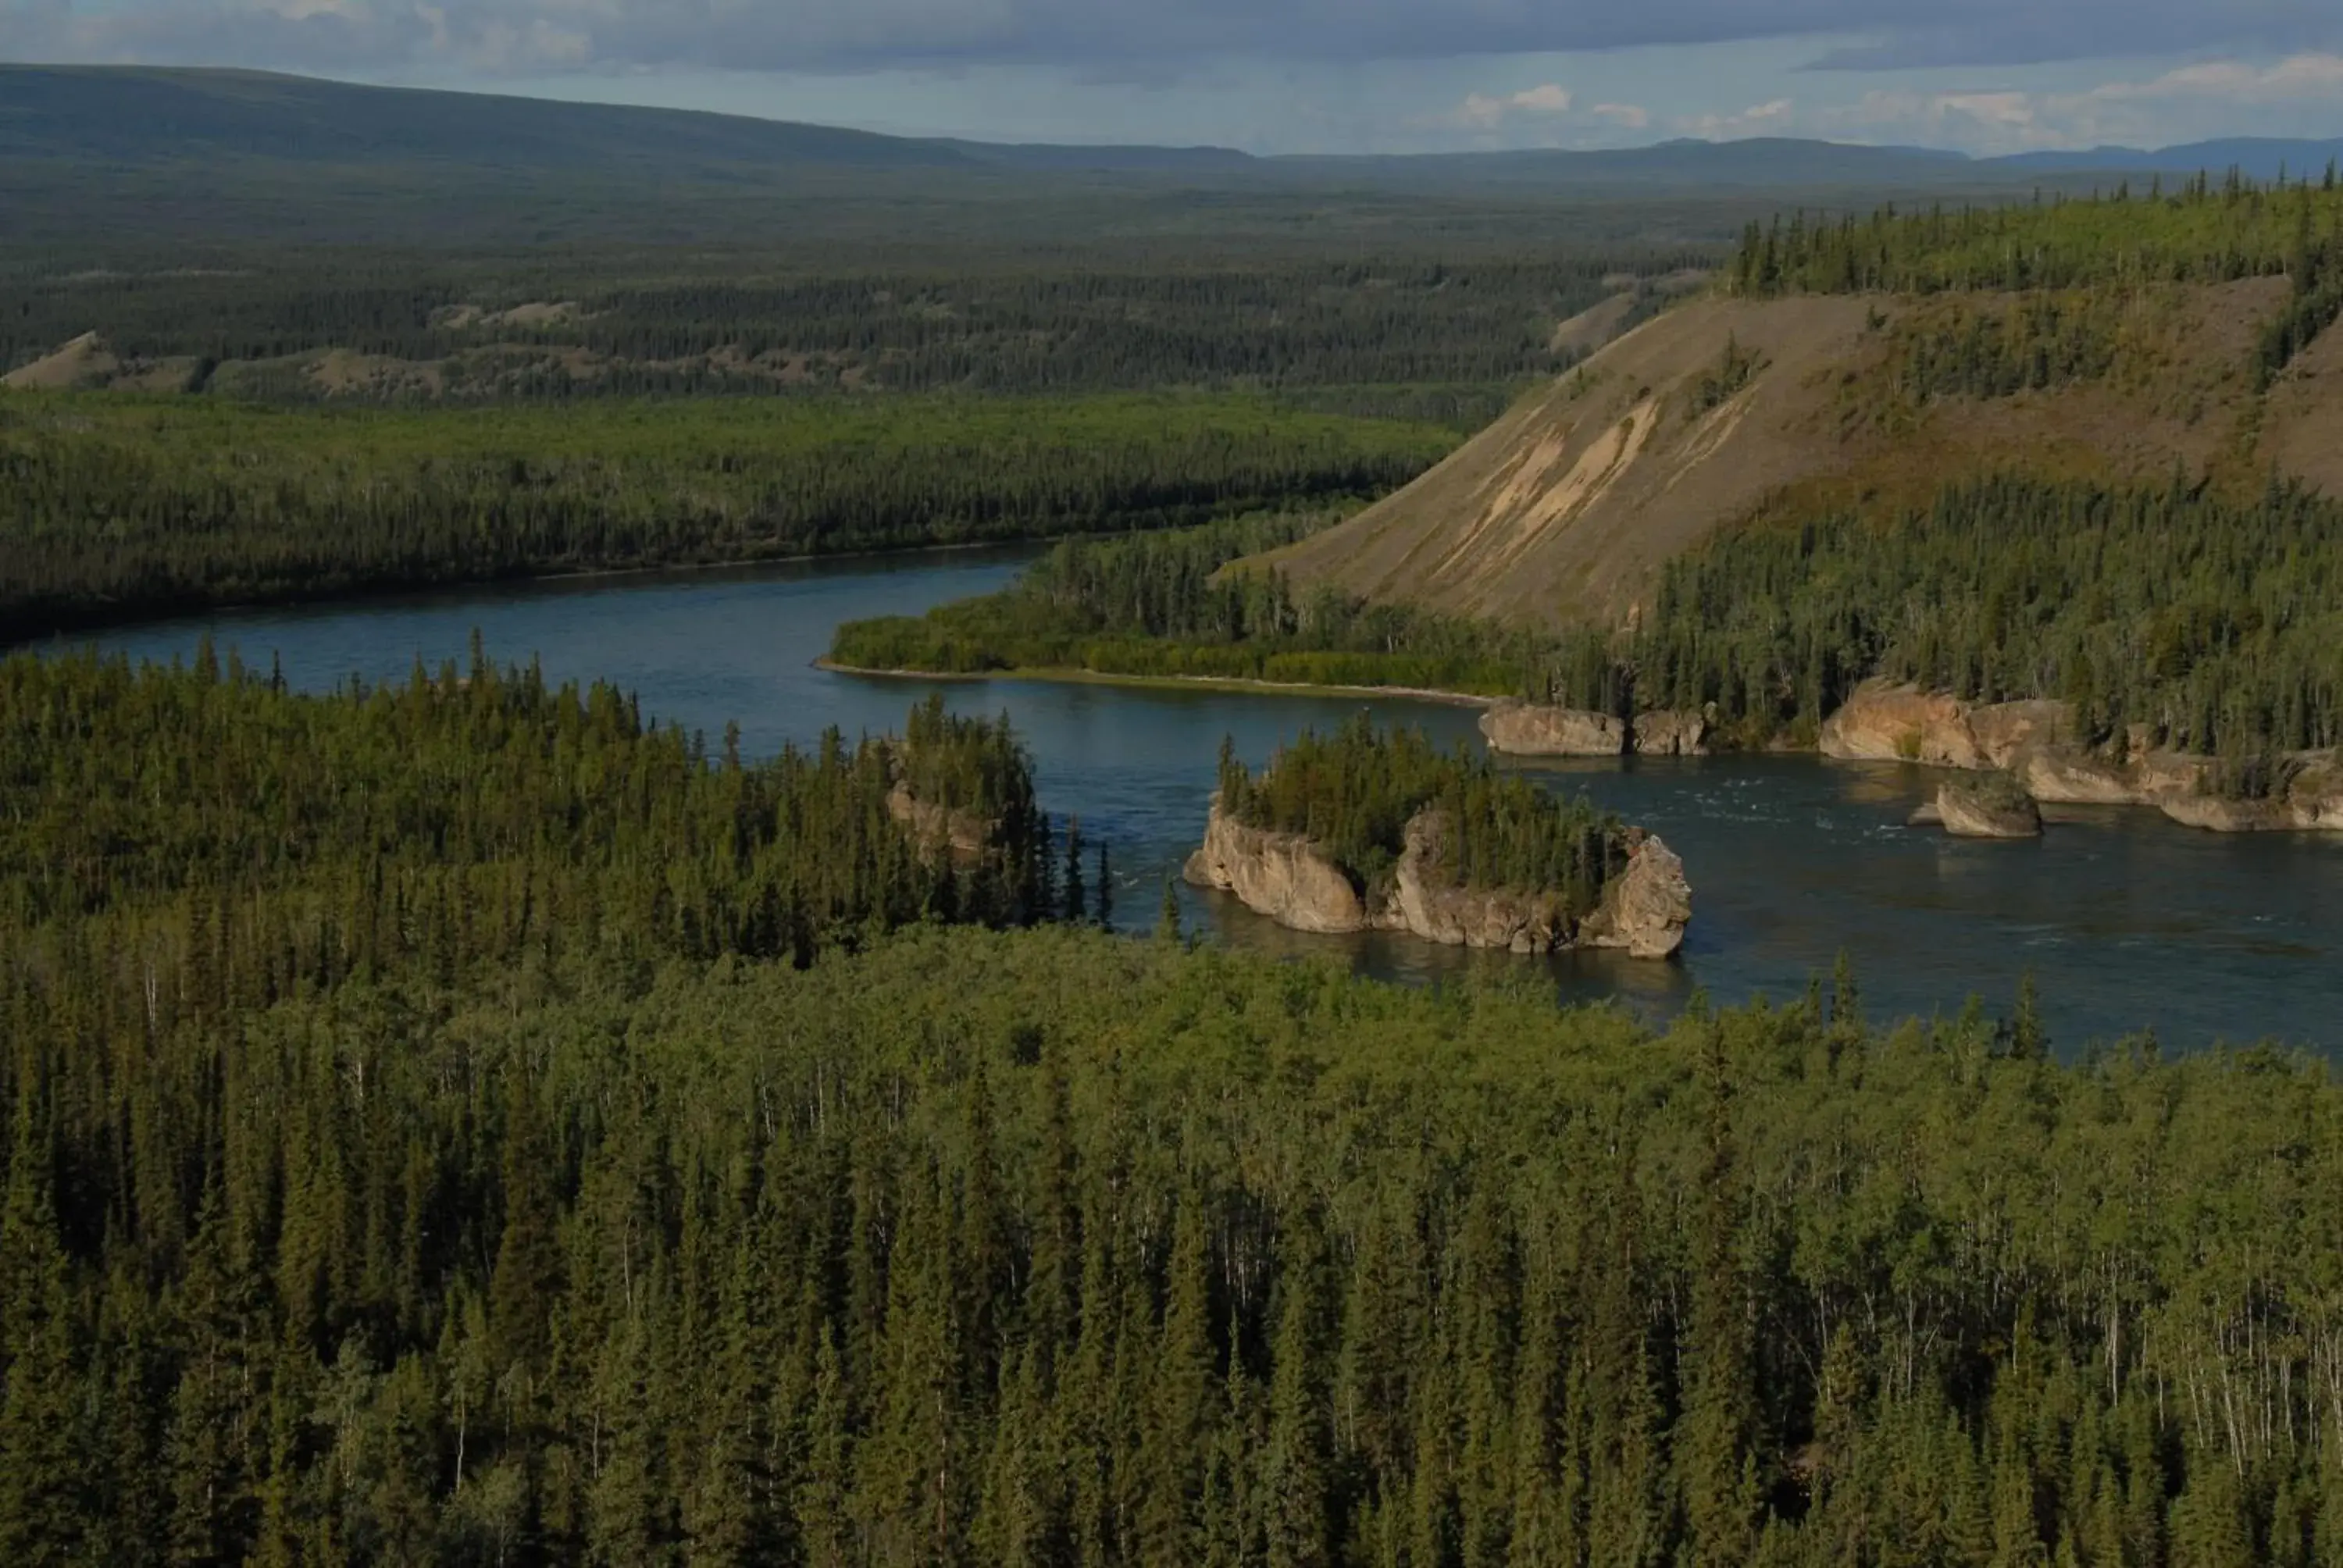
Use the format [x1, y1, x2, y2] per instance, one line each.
[1, 253, 1678, 404]
[1730, 173, 2343, 297]
[836, 469, 2343, 793]
[1256, 176, 2343, 630]
[6, 650, 2343, 1563]
[1624, 472, 2343, 764]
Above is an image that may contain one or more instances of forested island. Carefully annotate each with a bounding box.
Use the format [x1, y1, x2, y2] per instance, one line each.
[5, 643, 2343, 1563]
[1186, 718, 1692, 957]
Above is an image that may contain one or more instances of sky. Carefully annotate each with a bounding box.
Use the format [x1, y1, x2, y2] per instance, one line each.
[5, 0, 2343, 155]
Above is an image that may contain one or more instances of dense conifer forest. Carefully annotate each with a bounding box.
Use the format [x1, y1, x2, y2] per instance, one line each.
[0, 393, 1453, 641]
[1730, 177, 2343, 393]
[0, 650, 1072, 971]
[0, 251, 1691, 402]
[1728, 173, 2343, 297]
[1216, 716, 1628, 907]
[1626, 473, 2343, 768]
[7, 647, 2343, 1563]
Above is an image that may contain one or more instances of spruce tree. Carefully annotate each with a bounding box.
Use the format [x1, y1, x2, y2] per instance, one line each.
[0, 1094, 85, 1563]
[1681, 1026, 1758, 1568]
[1265, 1209, 1332, 1568]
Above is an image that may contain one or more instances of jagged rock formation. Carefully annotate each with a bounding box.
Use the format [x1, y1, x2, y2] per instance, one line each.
[1821, 678, 2343, 832]
[1479, 702, 1707, 757]
[1180, 805, 1371, 935]
[1479, 704, 1624, 757]
[1934, 779, 2044, 839]
[1631, 709, 1710, 757]
[2157, 757, 2343, 832]
[1184, 799, 1690, 957]
[1817, 684, 1998, 769]
[1574, 831, 1694, 959]
[1385, 812, 1571, 953]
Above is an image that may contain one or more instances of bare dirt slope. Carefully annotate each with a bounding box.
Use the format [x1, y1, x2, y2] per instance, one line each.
[1262, 278, 2322, 629]
[2263, 324, 2343, 497]
[2, 319, 855, 401]
[1549, 292, 1637, 355]
[5, 330, 212, 393]
[3, 330, 118, 389]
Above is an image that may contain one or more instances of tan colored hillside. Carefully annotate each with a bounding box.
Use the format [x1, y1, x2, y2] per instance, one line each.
[2, 330, 119, 389]
[1261, 276, 2336, 629]
[2, 331, 207, 394]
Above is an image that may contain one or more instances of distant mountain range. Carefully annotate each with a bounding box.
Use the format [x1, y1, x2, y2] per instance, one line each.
[4, 65, 2338, 188]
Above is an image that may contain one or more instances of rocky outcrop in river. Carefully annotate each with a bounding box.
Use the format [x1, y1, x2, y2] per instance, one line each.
[1480, 704, 1624, 757]
[1574, 831, 1694, 958]
[1184, 800, 1690, 957]
[1480, 702, 1709, 757]
[1180, 805, 1371, 935]
[1932, 779, 2043, 839]
[1820, 679, 2343, 832]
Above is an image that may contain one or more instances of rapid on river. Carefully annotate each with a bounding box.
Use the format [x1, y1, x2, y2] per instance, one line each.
[69, 547, 2343, 1057]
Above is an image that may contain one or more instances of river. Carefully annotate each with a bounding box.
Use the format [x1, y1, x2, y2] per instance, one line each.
[69, 547, 2343, 1055]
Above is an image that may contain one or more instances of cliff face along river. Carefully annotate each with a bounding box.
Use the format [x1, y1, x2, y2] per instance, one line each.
[75, 548, 2343, 1056]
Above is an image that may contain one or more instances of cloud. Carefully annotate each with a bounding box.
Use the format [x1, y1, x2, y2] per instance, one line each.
[1443, 81, 1572, 130]
[2090, 52, 2343, 103]
[5, 0, 2341, 78]
[1675, 97, 1796, 140]
[1807, 8, 2343, 70]
[1418, 80, 1663, 144]
[1657, 52, 2343, 155]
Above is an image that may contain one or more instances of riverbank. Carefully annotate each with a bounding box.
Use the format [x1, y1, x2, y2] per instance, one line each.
[814, 657, 1502, 708]
[73, 548, 2343, 1049]
[9, 540, 1060, 654]
[827, 657, 2343, 842]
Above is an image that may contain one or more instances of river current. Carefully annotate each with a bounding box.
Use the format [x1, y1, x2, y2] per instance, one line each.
[72, 548, 2343, 1055]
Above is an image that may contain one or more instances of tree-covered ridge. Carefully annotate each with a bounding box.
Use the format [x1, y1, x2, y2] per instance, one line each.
[829, 510, 1562, 697]
[0, 648, 1065, 964]
[0, 391, 1457, 641]
[1730, 173, 2343, 297]
[1, 250, 1696, 403]
[1218, 715, 1627, 907]
[1627, 473, 2343, 769]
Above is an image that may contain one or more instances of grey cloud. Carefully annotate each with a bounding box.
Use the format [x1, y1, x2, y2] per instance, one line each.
[1806, 2, 2343, 69]
[5, 0, 2341, 76]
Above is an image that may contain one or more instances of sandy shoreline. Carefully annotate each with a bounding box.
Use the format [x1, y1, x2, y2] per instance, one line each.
[812, 657, 1499, 708]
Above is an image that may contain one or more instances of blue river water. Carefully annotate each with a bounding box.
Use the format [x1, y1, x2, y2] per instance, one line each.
[66, 547, 2343, 1055]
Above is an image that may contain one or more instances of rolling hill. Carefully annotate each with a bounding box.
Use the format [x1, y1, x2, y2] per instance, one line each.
[7, 65, 2333, 251]
[2, 65, 2330, 189]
